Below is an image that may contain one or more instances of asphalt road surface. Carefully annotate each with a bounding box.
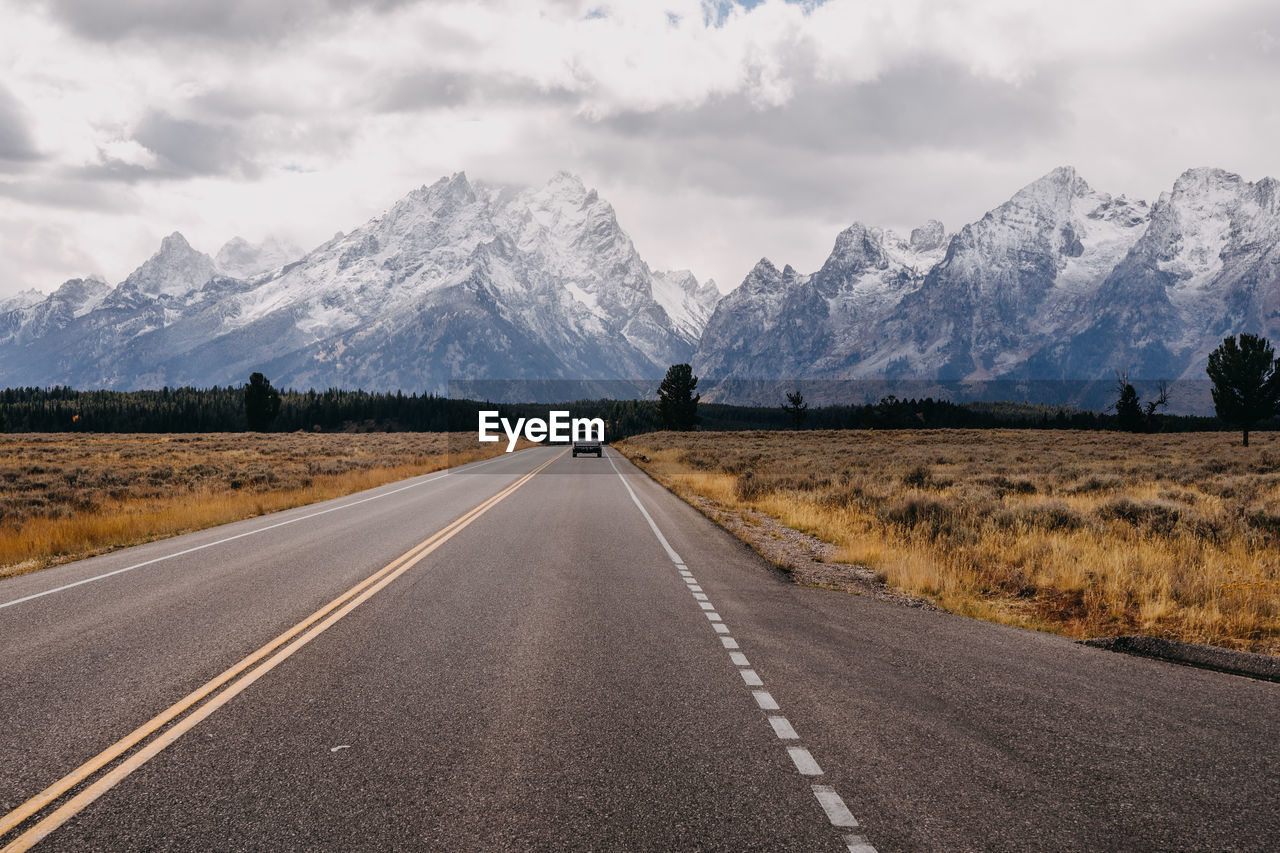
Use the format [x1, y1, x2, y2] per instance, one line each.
[0, 446, 1275, 852]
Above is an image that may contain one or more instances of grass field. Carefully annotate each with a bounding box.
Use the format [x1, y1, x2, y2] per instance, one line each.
[617, 430, 1280, 655]
[0, 433, 508, 579]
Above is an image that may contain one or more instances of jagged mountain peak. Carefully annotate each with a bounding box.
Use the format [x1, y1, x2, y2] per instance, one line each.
[821, 223, 887, 274]
[0, 168, 710, 392]
[651, 269, 721, 341]
[909, 219, 946, 253]
[1171, 166, 1244, 195]
[53, 275, 111, 305]
[158, 231, 193, 253]
[118, 232, 216, 300]
[1004, 165, 1099, 214]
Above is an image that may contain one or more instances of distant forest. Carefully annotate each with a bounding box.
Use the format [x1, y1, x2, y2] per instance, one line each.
[0, 385, 1254, 436]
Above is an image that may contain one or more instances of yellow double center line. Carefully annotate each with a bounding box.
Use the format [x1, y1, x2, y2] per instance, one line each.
[0, 450, 562, 851]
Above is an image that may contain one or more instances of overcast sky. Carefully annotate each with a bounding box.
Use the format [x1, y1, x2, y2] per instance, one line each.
[1, 0, 1278, 298]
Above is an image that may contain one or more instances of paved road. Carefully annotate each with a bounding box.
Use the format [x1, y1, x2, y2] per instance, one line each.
[0, 446, 1275, 851]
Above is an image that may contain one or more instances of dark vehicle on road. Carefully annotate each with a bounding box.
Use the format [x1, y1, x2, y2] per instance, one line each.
[572, 439, 603, 457]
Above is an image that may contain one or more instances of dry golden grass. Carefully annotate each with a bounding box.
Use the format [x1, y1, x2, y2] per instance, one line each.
[617, 430, 1280, 655]
[0, 433, 511, 578]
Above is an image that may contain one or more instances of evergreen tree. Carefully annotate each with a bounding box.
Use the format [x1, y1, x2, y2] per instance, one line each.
[244, 372, 282, 432]
[1206, 333, 1280, 447]
[1114, 380, 1144, 433]
[781, 390, 808, 429]
[657, 364, 700, 431]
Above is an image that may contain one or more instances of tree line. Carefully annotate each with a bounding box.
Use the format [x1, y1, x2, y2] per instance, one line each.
[2, 332, 1276, 440]
[0, 381, 1175, 436]
[0, 384, 500, 434]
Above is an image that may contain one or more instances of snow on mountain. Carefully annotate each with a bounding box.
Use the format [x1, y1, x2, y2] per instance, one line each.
[695, 165, 1280, 410]
[0, 172, 705, 393]
[114, 233, 217, 302]
[4, 164, 1276, 412]
[695, 219, 949, 381]
[883, 165, 1152, 380]
[0, 276, 112, 347]
[0, 289, 47, 313]
[651, 270, 720, 341]
[1050, 167, 1280, 384]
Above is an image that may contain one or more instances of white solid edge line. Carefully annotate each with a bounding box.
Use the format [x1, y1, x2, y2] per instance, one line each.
[605, 450, 683, 564]
[787, 747, 823, 776]
[0, 449, 520, 612]
[768, 716, 800, 739]
[752, 690, 779, 710]
[812, 785, 859, 828]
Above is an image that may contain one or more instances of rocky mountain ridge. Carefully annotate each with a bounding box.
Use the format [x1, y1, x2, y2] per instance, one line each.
[3, 165, 1276, 413]
[694, 166, 1279, 409]
[0, 172, 721, 394]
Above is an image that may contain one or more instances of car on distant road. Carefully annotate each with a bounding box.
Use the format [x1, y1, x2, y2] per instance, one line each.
[572, 439, 603, 457]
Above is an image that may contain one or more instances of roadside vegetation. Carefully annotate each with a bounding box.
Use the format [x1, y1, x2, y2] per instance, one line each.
[617, 430, 1280, 655]
[0, 433, 507, 579]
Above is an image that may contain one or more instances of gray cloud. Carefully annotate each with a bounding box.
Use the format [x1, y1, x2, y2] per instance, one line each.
[132, 111, 256, 178]
[0, 177, 127, 211]
[79, 112, 258, 182]
[0, 86, 40, 166]
[38, 0, 415, 42]
[576, 60, 1064, 225]
[600, 60, 1063, 157]
[370, 69, 577, 113]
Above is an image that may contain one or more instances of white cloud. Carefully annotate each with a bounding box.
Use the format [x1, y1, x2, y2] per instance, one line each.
[0, 0, 1277, 297]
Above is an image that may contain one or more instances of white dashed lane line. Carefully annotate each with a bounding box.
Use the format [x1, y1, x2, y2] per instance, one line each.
[788, 747, 824, 776]
[813, 785, 860, 827]
[752, 690, 780, 711]
[768, 716, 800, 740]
[606, 450, 878, 853]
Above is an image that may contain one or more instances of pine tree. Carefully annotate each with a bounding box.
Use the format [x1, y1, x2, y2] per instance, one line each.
[1114, 381, 1143, 432]
[1206, 333, 1280, 447]
[781, 390, 808, 429]
[657, 364, 700, 431]
[244, 372, 282, 432]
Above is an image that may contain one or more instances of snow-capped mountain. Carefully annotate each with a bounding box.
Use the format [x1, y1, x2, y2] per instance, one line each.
[694, 166, 1279, 409]
[695, 219, 950, 380]
[651, 270, 722, 342]
[3, 165, 1274, 411]
[1047, 167, 1280, 383]
[0, 172, 720, 393]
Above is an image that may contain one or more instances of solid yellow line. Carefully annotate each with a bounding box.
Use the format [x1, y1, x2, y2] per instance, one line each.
[0, 450, 561, 852]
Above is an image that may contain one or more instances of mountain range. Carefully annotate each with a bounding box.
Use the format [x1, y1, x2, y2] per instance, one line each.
[0, 172, 719, 395]
[2, 166, 1277, 411]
